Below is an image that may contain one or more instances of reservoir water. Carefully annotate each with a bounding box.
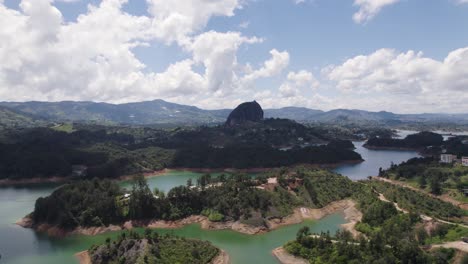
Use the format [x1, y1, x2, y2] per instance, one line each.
[333, 141, 420, 180]
[0, 179, 345, 264]
[0, 141, 421, 264]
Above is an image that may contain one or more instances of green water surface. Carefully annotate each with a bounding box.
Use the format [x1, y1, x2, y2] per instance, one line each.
[0, 171, 345, 264]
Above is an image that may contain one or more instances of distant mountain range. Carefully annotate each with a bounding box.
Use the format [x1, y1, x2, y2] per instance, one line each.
[1, 100, 468, 127]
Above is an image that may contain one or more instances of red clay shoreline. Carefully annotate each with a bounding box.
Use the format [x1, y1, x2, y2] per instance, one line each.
[0, 176, 70, 186]
[17, 199, 362, 238]
[0, 160, 364, 187]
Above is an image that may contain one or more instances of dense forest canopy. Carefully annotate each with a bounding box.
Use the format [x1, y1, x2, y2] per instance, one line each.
[284, 176, 467, 264]
[379, 156, 468, 203]
[31, 168, 360, 229]
[32, 174, 296, 229]
[0, 119, 363, 180]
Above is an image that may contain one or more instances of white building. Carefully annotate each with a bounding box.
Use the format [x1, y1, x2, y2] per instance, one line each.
[462, 157, 468, 167]
[440, 154, 457, 164]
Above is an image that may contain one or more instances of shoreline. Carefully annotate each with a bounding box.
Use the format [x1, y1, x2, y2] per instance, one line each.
[0, 170, 172, 187]
[17, 199, 362, 238]
[0, 176, 70, 187]
[272, 247, 308, 264]
[75, 251, 91, 264]
[0, 160, 364, 187]
[363, 144, 422, 152]
[363, 144, 431, 158]
[161, 161, 364, 175]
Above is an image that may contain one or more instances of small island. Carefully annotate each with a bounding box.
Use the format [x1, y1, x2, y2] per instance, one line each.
[364, 131, 444, 151]
[19, 167, 363, 237]
[76, 229, 228, 264]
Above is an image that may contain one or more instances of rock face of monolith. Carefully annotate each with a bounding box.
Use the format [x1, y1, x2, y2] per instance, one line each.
[225, 101, 264, 127]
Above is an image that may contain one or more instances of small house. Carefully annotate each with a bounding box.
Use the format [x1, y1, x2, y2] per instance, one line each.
[462, 157, 468, 167]
[257, 177, 278, 191]
[72, 165, 88, 177]
[462, 189, 468, 197]
[287, 177, 304, 189]
[440, 154, 457, 164]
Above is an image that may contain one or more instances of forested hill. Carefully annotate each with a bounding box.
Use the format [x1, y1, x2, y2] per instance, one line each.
[0, 121, 362, 180]
[0, 106, 47, 129]
[1, 100, 468, 126]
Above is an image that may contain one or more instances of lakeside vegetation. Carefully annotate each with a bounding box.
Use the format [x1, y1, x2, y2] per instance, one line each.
[284, 227, 459, 264]
[32, 173, 295, 229]
[369, 180, 466, 221]
[33, 179, 124, 228]
[26, 165, 468, 263]
[88, 229, 219, 264]
[380, 156, 468, 201]
[283, 183, 466, 264]
[0, 120, 362, 180]
[30, 167, 359, 230]
[278, 163, 468, 263]
[31, 165, 468, 229]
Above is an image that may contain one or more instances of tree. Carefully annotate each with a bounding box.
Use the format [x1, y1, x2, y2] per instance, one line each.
[186, 178, 193, 188]
[144, 228, 152, 239]
[153, 187, 165, 199]
[296, 226, 311, 242]
[419, 176, 427, 189]
[416, 227, 428, 245]
[378, 167, 384, 177]
[128, 175, 156, 219]
[430, 177, 442, 195]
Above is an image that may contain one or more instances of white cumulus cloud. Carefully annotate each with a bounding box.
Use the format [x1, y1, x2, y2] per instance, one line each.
[146, 0, 242, 45]
[324, 47, 468, 112]
[0, 0, 291, 109]
[279, 70, 319, 98]
[352, 0, 400, 24]
[242, 49, 290, 83]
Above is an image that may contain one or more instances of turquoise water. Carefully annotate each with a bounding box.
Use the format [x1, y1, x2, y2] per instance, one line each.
[120, 171, 256, 193]
[0, 173, 344, 264]
[6, 215, 345, 264]
[0, 143, 421, 264]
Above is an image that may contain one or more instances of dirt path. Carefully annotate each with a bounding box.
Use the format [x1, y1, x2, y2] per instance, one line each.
[371, 177, 468, 210]
[431, 241, 468, 253]
[375, 190, 468, 229]
[376, 192, 408, 214]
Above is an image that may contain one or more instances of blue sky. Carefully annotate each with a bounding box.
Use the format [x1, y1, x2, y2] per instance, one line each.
[1, 0, 468, 113]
